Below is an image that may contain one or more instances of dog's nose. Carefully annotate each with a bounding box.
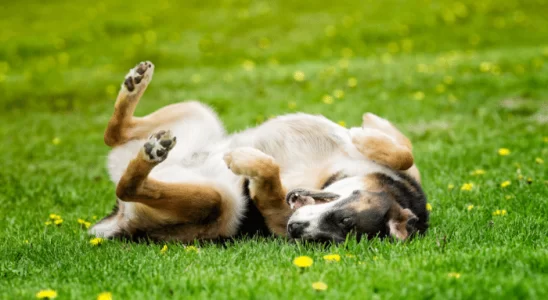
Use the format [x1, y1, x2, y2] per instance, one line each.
[288, 222, 308, 237]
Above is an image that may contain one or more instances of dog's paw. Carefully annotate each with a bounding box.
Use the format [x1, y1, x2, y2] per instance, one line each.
[121, 61, 155, 95]
[223, 147, 277, 178]
[142, 130, 177, 163]
[286, 189, 316, 210]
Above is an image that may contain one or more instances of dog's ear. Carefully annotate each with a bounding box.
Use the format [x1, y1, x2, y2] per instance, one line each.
[387, 203, 418, 241]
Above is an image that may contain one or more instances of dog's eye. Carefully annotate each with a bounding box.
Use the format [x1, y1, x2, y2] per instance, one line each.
[339, 217, 354, 229]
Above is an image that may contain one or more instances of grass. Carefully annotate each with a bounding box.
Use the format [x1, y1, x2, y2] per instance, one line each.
[1, 0, 547, 299]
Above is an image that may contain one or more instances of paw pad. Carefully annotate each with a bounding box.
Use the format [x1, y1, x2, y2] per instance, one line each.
[123, 61, 154, 93]
[142, 130, 177, 163]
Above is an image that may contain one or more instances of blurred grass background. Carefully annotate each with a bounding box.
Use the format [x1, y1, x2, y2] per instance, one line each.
[0, 0, 547, 299]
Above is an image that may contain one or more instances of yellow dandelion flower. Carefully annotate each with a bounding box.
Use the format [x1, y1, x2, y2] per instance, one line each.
[77, 218, 92, 229]
[54, 219, 63, 225]
[312, 282, 328, 291]
[527, 177, 533, 184]
[338, 120, 347, 127]
[347, 77, 357, 88]
[97, 292, 112, 300]
[293, 71, 305, 82]
[333, 89, 345, 99]
[471, 169, 486, 176]
[535, 157, 544, 164]
[49, 214, 61, 220]
[24, 240, 30, 244]
[52, 138, 61, 145]
[288, 101, 297, 109]
[185, 246, 199, 253]
[160, 245, 168, 254]
[413, 91, 425, 101]
[498, 148, 510, 156]
[467, 205, 474, 211]
[242, 59, 255, 71]
[461, 183, 474, 191]
[36, 289, 57, 299]
[322, 95, 334, 105]
[448, 272, 461, 279]
[426, 203, 432, 211]
[500, 181, 511, 188]
[323, 254, 341, 262]
[448, 184, 455, 190]
[90, 237, 104, 246]
[492, 209, 507, 216]
[45, 221, 52, 226]
[293, 256, 313, 268]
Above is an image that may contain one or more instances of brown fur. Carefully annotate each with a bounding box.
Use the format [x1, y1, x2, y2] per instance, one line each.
[361, 113, 421, 183]
[115, 149, 236, 239]
[96, 62, 425, 242]
[224, 148, 292, 235]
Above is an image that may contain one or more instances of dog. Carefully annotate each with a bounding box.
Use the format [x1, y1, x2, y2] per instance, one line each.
[90, 61, 429, 242]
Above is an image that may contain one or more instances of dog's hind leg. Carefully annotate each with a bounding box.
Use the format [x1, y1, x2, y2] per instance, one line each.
[224, 147, 292, 236]
[358, 113, 421, 181]
[104, 61, 224, 147]
[92, 130, 239, 240]
[349, 127, 414, 171]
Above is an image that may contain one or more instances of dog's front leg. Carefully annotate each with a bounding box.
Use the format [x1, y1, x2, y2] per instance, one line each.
[224, 148, 291, 236]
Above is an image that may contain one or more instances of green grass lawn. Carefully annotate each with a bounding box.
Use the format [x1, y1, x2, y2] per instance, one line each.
[1, 0, 547, 299]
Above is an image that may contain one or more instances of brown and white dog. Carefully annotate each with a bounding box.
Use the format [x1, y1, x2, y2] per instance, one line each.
[90, 61, 429, 243]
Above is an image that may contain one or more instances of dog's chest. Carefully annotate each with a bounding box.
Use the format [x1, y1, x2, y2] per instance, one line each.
[180, 151, 210, 167]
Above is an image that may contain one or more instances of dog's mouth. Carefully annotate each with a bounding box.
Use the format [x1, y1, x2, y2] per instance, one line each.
[285, 189, 340, 210]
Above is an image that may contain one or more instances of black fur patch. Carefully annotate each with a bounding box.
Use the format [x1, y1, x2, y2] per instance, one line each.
[124, 77, 135, 92]
[106, 202, 120, 219]
[374, 172, 429, 234]
[234, 179, 272, 238]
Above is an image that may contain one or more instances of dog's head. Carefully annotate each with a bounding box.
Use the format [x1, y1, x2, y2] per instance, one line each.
[286, 175, 423, 242]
